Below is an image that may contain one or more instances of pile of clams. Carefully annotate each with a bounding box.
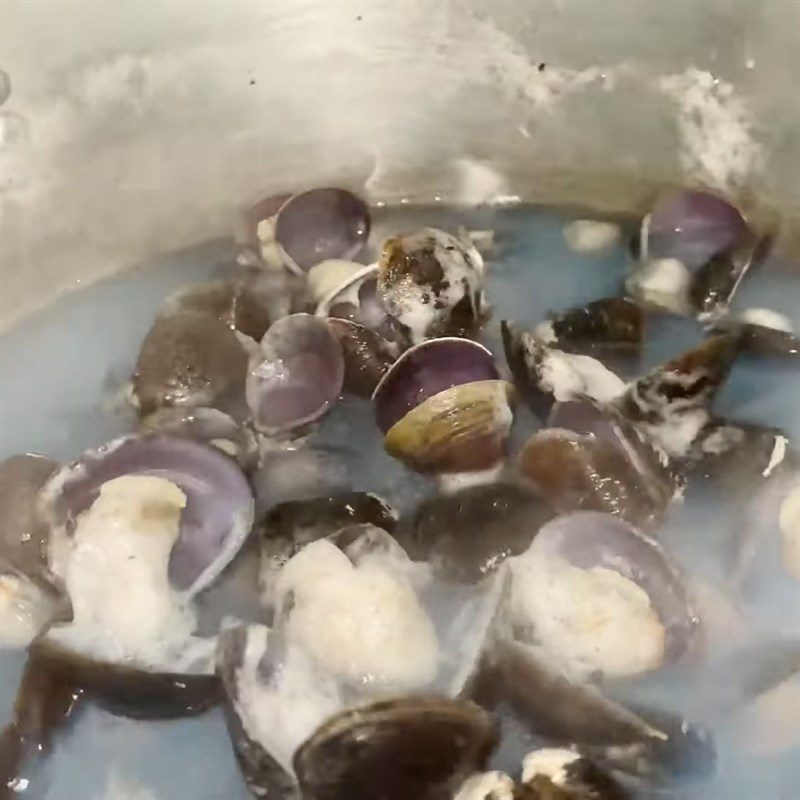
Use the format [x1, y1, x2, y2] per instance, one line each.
[1, 185, 798, 800]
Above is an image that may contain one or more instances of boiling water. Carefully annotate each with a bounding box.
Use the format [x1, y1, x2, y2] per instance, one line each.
[1, 205, 799, 800]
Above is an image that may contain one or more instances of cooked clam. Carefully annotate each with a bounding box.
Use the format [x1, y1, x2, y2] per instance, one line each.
[614, 334, 741, 460]
[501, 321, 625, 420]
[42, 434, 254, 595]
[509, 512, 698, 680]
[405, 482, 553, 583]
[133, 310, 249, 416]
[294, 696, 497, 800]
[373, 338, 514, 481]
[246, 313, 345, 435]
[377, 228, 484, 345]
[0, 560, 60, 650]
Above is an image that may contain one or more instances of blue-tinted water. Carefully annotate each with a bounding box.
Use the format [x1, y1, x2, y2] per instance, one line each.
[1, 204, 798, 799]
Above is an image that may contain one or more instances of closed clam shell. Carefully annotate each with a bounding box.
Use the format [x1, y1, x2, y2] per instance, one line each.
[383, 380, 514, 474]
[293, 696, 497, 800]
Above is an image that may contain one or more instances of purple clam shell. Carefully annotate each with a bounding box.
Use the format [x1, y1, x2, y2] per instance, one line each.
[275, 188, 370, 273]
[529, 511, 698, 663]
[372, 338, 499, 434]
[246, 313, 345, 434]
[42, 434, 254, 596]
[647, 190, 746, 269]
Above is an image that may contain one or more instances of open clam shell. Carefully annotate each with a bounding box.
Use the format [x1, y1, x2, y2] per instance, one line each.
[509, 511, 698, 680]
[275, 188, 371, 274]
[637, 191, 747, 269]
[614, 333, 741, 460]
[40, 433, 254, 597]
[708, 317, 800, 358]
[246, 313, 345, 435]
[377, 227, 484, 345]
[501, 321, 625, 420]
[293, 696, 497, 800]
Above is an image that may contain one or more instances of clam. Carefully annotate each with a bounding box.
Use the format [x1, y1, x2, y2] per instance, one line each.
[373, 338, 515, 482]
[519, 429, 663, 531]
[689, 231, 772, 319]
[534, 297, 644, 366]
[275, 188, 371, 274]
[326, 317, 395, 397]
[614, 333, 741, 460]
[140, 406, 257, 468]
[42, 433, 254, 596]
[518, 399, 680, 531]
[294, 697, 497, 800]
[377, 228, 485, 345]
[636, 190, 747, 270]
[246, 313, 345, 435]
[501, 321, 625, 420]
[508, 512, 698, 681]
[218, 620, 499, 799]
[404, 482, 553, 583]
[133, 310, 249, 416]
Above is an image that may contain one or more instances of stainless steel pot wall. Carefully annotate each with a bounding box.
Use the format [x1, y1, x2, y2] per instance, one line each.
[1, 0, 798, 328]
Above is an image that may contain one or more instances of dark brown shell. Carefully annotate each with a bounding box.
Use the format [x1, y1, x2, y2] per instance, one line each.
[689, 232, 772, 317]
[327, 318, 395, 397]
[545, 298, 644, 376]
[405, 483, 553, 583]
[294, 696, 497, 800]
[31, 637, 221, 719]
[518, 429, 668, 531]
[133, 311, 248, 416]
